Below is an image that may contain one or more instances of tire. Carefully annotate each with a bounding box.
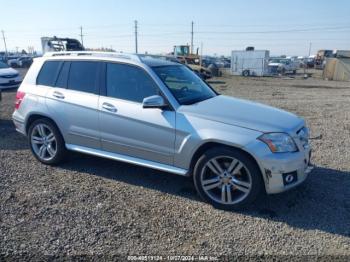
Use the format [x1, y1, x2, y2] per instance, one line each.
[28, 118, 67, 165]
[193, 147, 263, 210]
[242, 70, 250, 77]
[293, 70, 297, 75]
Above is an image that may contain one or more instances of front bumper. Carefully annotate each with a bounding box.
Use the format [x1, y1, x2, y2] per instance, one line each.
[0, 75, 22, 89]
[244, 140, 313, 194]
[264, 160, 313, 194]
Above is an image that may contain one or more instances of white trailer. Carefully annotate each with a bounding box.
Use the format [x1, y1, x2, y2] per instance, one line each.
[231, 50, 270, 76]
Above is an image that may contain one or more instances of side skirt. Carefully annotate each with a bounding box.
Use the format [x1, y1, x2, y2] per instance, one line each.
[65, 144, 189, 176]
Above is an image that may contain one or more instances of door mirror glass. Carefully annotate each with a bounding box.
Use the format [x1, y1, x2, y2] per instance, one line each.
[142, 95, 167, 109]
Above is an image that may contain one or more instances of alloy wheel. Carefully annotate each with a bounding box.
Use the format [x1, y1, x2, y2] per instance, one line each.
[200, 156, 252, 205]
[30, 123, 57, 161]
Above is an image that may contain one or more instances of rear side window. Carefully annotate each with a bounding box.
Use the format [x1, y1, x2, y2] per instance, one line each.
[37, 61, 62, 86]
[68, 61, 99, 94]
[55, 62, 70, 88]
[106, 63, 158, 103]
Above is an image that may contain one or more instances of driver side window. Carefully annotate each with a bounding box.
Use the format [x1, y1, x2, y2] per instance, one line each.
[106, 63, 159, 103]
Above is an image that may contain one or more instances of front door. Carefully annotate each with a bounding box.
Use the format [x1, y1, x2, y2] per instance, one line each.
[99, 62, 176, 165]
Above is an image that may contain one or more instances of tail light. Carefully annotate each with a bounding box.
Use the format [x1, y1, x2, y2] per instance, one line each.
[15, 91, 25, 110]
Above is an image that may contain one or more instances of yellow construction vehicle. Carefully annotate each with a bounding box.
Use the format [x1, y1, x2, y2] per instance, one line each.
[173, 45, 200, 64]
[172, 45, 212, 79]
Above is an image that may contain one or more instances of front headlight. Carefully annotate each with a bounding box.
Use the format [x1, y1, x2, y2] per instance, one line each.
[258, 133, 298, 153]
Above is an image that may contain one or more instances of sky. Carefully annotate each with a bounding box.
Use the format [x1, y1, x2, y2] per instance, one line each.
[1, 0, 350, 56]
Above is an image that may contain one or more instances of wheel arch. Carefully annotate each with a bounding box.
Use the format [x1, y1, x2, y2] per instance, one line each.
[25, 113, 63, 138]
[189, 141, 262, 179]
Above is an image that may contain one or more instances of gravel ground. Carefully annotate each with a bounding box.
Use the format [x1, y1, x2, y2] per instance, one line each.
[1, 70, 350, 260]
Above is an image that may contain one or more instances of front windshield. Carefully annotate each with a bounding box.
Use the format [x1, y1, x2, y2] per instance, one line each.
[152, 65, 216, 105]
[0, 61, 9, 69]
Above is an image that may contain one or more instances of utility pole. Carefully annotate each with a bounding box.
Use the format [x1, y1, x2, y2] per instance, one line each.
[1, 30, 8, 58]
[134, 20, 138, 54]
[191, 21, 194, 54]
[200, 42, 203, 67]
[304, 42, 312, 78]
[79, 26, 84, 47]
[308, 42, 312, 56]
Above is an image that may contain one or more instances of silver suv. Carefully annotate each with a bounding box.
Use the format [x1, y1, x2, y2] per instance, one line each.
[12, 52, 313, 209]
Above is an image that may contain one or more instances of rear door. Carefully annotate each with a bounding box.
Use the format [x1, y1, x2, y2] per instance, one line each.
[46, 60, 101, 149]
[98, 62, 176, 165]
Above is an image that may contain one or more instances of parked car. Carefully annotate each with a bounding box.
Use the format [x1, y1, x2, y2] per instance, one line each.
[18, 57, 33, 68]
[6, 56, 20, 67]
[201, 57, 217, 68]
[306, 56, 315, 68]
[268, 58, 298, 74]
[222, 58, 231, 68]
[7, 56, 33, 68]
[12, 52, 313, 210]
[0, 61, 22, 89]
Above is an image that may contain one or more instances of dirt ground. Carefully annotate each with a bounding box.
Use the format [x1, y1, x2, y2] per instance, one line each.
[1, 69, 350, 260]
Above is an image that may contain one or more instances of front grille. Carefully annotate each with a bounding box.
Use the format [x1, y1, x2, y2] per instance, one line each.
[0, 74, 19, 79]
[297, 127, 309, 147]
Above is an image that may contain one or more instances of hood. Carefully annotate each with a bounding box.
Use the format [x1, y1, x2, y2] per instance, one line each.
[0, 67, 18, 76]
[178, 95, 304, 133]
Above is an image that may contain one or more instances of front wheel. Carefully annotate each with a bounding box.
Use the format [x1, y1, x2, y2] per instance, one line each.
[193, 147, 263, 210]
[28, 119, 67, 165]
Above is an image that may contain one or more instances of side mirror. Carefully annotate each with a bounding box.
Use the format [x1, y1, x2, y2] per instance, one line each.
[142, 95, 167, 109]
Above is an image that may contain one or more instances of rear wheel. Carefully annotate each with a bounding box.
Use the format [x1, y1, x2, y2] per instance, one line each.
[28, 119, 67, 165]
[193, 147, 263, 210]
[242, 70, 250, 77]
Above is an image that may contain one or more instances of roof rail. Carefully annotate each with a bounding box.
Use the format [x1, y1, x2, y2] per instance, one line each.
[43, 51, 142, 62]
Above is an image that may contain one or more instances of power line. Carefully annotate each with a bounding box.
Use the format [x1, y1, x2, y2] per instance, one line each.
[2, 21, 350, 55]
[193, 22, 350, 28]
[4, 22, 350, 33]
[4, 24, 350, 38]
[195, 26, 350, 35]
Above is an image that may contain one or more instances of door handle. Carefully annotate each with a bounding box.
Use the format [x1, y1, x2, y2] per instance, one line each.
[102, 102, 117, 113]
[52, 91, 65, 99]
